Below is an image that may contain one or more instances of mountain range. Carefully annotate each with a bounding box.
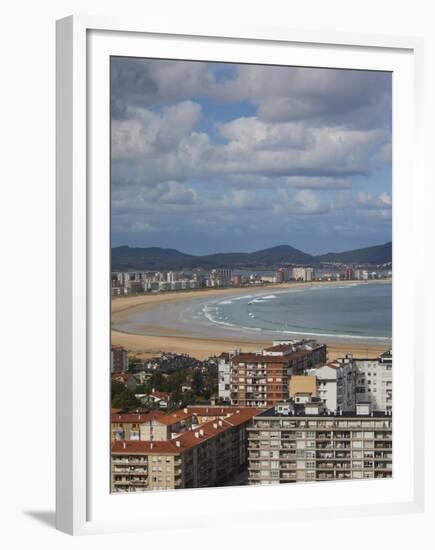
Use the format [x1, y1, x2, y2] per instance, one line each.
[111, 242, 392, 271]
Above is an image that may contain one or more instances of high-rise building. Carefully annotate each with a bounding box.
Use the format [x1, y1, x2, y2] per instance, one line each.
[292, 267, 315, 282]
[218, 341, 327, 406]
[218, 352, 236, 402]
[230, 344, 317, 407]
[306, 359, 356, 412]
[111, 344, 129, 373]
[248, 400, 392, 484]
[353, 350, 392, 412]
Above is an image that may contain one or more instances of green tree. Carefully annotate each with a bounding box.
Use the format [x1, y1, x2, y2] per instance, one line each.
[111, 380, 125, 400]
[151, 371, 167, 392]
[191, 369, 204, 396]
[112, 387, 140, 410]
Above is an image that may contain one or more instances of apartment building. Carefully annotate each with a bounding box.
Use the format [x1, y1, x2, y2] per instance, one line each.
[111, 408, 262, 492]
[248, 400, 392, 485]
[111, 344, 129, 373]
[218, 352, 232, 402]
[230, 350, 310, 407]
[352, 350, 392, 411]
[306, 358, 356, 412]
[219, 341, 327, 406]
[271, 339, 327, 369]
[111, 409, 196, 442]
[292, 267, 315, 282]
[218, 350, 241, 402]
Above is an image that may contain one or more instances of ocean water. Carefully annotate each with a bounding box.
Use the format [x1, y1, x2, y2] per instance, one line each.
[118, 282, 392, 344]
[188, 282, 392, 342]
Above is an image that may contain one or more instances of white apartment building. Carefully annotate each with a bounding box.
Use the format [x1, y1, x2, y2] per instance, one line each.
[353, 350, 392, 412]
[292, 267, 315, 282]
[307, 357, 356, 412]
[218, 350, 241, 402]
[248, 400, 392, 484]
[167, 271, 178, 282]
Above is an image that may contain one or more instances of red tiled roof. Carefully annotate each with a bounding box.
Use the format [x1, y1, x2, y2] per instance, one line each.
[187, 405, 261, 417]
[264, 344, 293, 352]
[222, 408, 264, 427]
[111, 411, 262, 454]
[232, 350, 309, 364]
[155, 410, 194, 425]
[111, 372, 134, 382]
[111, 410, 166, 424]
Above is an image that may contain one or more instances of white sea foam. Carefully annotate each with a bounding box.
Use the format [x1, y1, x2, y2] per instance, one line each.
[189, 283, 391, 343]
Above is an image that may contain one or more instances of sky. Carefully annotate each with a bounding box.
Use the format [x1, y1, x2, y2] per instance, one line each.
[111, 57, 392, 256]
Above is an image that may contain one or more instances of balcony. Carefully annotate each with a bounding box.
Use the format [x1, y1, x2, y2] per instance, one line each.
[281, 443, 297, 451]
[335, 452, 351, 459]
[334, 442, 351, 449]
[317, 462, 335, 469]
[374, 463, 392, 471]
[113, 468, 147, 474]
[112, 458, 147, 465]
[280, 472, 297, 480]
[316, 442, 333, 450]
[280, 463, 296, 470]
[375, 432, 393, 441]
[374, 452, 392, 459]
[317, 474, 334, 481]
[280, 452, 297, 460]
[317, 452, 333, 459]
[335, 463, 350, 470]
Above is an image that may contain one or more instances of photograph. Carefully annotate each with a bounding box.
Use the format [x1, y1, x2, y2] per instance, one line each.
[109, 57, 393, 492]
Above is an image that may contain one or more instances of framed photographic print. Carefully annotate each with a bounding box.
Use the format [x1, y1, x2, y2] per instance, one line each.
[56, 15, 425, 535]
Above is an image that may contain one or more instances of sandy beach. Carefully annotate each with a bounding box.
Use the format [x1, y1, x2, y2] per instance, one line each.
[111, 280, 391, 360]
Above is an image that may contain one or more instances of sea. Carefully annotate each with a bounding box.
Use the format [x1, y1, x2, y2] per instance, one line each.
[115, 282, 392, 344]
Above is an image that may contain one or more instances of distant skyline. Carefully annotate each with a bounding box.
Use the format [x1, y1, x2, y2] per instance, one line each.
[111, 58, 392, 256]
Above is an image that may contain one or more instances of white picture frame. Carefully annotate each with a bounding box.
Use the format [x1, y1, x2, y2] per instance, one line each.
[56, 15, 425, 535]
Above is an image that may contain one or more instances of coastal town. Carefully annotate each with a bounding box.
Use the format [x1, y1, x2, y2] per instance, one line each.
[111, 264, 392, 296]
[111, 339, 392, 492]
[109, 58, 394, 495]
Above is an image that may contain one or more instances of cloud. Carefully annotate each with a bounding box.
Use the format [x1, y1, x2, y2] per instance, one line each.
[112, 100, 202, 160]
[111, 59, 391, 131]
[285, 176, 352, 190]
[221, 189, 271, 210]
[273, 189, 331, 216]
[335, 191, 392, 211]
[110, 58, 392, 253]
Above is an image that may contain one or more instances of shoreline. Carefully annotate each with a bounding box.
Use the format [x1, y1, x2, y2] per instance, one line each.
[111, 279, 392, 360]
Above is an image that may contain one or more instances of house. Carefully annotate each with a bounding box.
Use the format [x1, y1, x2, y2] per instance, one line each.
[111, 372, 137, 392]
